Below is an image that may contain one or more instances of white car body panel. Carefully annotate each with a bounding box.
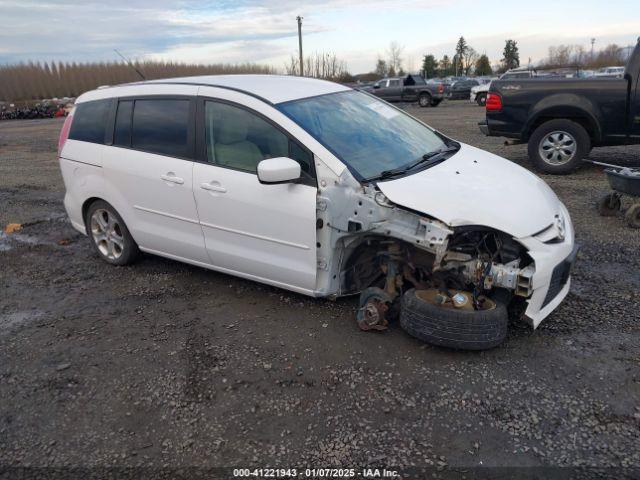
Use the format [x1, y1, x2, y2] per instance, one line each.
[60, 75, 576, 331]
[376, 144, 561, 239]
[193, 161, 318, 292]
[101, 147, 210, 265]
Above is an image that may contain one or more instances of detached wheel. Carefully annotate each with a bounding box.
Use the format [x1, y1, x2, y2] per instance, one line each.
[85, 200, 139, 265]
[418, 93, 432, 107]
[528, 119, 590, 174]
[597, 193, 621, 217]
[399, 289, 508, 350]
[625, 203, 640, 228]
[476, 92, 487, 106]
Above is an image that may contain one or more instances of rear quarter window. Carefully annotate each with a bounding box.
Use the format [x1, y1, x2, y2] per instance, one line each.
[68, 99, 111, 144]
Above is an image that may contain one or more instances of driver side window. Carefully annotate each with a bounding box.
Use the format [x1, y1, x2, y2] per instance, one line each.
[204, 101, 315, 179]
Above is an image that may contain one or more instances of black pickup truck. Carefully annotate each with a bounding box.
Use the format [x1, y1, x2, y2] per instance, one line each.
[369, 74, 445, 107]
[479, 38, 640, 174]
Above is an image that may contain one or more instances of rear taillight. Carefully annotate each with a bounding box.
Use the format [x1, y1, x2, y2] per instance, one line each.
[438, 84, 444, 94]
[485, 93, 502, 112]
[58, 111, 74, 156]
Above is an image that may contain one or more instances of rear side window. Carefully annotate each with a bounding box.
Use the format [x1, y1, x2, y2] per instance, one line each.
[131, 99, 190, 157]
[68, 99, 110, 144]
[113, 100, 132, 147]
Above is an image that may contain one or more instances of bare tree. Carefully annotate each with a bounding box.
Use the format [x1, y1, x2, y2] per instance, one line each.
[387, 41, 404, 74]
[284, 52, 350, 81]
[462, 47, 479, 75]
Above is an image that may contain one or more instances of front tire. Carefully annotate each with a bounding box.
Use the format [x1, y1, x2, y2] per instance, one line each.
[528, 119, 591, 174]
[418, 93, 432, 108]
[85, 200, 139, 265]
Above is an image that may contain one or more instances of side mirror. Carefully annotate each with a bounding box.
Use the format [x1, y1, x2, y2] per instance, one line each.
[257, 157, 301, 184]
[373, 84, 380, 89]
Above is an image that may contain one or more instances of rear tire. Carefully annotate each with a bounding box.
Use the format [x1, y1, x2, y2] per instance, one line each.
[528, 119, 591, 174]
[431, 98, 442, 107]
[85, 200, 139, 266]
[476, 92, 487, 106]
[418, 93, 432, 108]
[399, 289, 509, 350]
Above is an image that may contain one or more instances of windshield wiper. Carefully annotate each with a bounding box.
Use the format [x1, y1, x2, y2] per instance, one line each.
[368, 145, 459, 182]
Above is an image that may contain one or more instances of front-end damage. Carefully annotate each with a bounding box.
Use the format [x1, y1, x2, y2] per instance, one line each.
[314, 171, 537, 330]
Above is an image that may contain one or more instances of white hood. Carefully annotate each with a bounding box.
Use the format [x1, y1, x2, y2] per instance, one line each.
[377, 143, 561, 238]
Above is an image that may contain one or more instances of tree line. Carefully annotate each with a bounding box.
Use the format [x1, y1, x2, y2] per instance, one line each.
[420, 38, 520, 79]
[0, 60, 276, 102]
[539, 43, 630, 69]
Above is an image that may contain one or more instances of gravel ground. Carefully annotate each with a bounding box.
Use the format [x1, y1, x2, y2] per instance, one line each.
[1, 102, 639, 477]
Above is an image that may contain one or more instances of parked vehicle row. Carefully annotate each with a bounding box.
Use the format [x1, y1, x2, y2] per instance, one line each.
[479, 39, 640, 174]
[59, 74, 576, 350]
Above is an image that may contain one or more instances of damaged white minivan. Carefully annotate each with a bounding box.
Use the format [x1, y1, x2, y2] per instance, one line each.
[58, 75, 578, 350]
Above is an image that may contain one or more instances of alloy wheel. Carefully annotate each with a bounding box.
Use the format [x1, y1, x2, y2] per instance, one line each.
[90, 209, 124, 260]
[539, 131, 577, 165]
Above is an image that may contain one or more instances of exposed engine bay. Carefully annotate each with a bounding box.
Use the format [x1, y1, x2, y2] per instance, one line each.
[314, 173, 535, 331]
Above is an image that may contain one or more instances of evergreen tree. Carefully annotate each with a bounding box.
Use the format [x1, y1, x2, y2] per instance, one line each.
[421, 54, 437, 78]
[502, 39, 520, 71]
[475, 54, 493, 76]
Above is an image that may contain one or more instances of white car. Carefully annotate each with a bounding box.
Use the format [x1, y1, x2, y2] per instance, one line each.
[470, 82, 490, 105]
[58, 75, 577, 349]
[594, 66, 625, 78]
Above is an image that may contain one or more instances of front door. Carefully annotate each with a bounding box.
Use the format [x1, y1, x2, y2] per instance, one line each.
[384, 79, 403, 101]
[193, 99, 318, 293]
[102, 96, 209, 264]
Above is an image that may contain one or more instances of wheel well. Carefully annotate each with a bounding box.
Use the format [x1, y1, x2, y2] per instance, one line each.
[419, 91, 432, 98]
[526, 114, 598, 142]
[81, 197, 102, 227]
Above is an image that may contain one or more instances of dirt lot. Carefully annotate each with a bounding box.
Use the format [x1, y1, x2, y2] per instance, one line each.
[1, 102, 639, 476]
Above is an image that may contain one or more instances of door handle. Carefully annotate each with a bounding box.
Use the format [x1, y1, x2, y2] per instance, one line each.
[160, 173, 184, 185]
[200, 182, 227, 193]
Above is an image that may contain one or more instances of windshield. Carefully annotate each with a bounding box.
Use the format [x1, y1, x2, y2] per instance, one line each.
[277, 90, 449, 180]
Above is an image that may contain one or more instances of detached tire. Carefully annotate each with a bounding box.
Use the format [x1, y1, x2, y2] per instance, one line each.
[528, 119, 591, 174]
[399, 289, 508, 350]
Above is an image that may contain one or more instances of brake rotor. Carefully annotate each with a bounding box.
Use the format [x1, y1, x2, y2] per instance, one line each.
[356, 287, 392, 331]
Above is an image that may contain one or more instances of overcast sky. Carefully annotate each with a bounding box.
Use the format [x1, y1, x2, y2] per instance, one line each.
[0, 0, 638, 73]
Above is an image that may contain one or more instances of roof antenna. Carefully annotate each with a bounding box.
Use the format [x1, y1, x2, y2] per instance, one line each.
[114, 49, 146, 80]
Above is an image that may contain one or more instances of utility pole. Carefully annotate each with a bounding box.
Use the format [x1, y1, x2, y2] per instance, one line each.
[591, 38, 596, 60]
[296, 16, 304, 77]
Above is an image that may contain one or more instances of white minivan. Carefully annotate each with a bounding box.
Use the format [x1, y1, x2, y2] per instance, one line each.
[58, 75, 577, 350]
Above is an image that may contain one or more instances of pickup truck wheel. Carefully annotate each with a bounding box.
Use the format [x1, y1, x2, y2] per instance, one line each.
[528, 120, 590, 174]
[418, 93, 432, 107]
[476, 93, 487, 106]
[399, 289, 508, 350]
